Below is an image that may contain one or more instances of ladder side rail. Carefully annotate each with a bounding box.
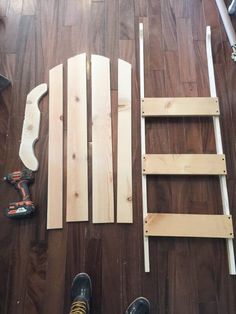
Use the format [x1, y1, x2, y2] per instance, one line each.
[206, 26, 236, 275]
[139, 22, 150, 273]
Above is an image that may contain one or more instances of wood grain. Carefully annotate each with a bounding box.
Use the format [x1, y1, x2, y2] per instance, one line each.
[144, 213, 234, 238]
[143, 154, 227, 175]
[142, 97, 220, 116]
[91, 54, 114, 223]
[19, 83, 48, 171]
[176, 18, 197, 82]
[47, 64, 63, 229]
[66, 53, 88, 222]
[117, 59, 132, 223]
[161, 0, 177, 51]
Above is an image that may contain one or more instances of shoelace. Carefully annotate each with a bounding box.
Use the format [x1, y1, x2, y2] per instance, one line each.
[70, 300, 88, 314]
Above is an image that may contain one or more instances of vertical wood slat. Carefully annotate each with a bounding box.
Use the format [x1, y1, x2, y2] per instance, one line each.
[91, 54, 114, 223]
[47, 64, 63, 229]
[117, 58, 132, 223]
[66, 53, 88, 222]
[206, 26, 236, 275]
[139, 22, 150, 272]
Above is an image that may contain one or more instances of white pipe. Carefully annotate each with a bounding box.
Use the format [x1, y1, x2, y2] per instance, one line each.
[215, 0, 236, 46]
[228, 0, 236, 15]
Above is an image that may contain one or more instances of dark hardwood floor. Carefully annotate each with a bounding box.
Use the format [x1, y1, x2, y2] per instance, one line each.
[0, 0, 236, 313]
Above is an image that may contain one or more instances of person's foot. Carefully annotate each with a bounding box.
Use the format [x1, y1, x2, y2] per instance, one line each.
[69, 273, 92, 314]
[125, 297, 150, 314]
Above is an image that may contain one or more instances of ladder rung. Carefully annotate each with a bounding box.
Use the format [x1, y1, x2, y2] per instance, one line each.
[144, 213, 234, 238]
[142, 97, 219, 117]
[142, 154, 227, 175]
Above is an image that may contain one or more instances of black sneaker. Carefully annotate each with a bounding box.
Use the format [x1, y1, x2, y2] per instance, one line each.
[125, 297, 150, 314]
[69, 273, 92, 314]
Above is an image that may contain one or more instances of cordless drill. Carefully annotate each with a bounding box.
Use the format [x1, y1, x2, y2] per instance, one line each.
[3, 169, 35, 218]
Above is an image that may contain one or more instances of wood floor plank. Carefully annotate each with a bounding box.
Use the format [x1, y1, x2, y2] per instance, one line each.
[173, 0, 189, 18]
[91, 54, 114, 223]
[90, 2, 105, 55]
[189, 0, 205, 40]
[47, 64, 63, 229]
[148, 15, 164, 70]
[164, 51, 184, 97]
[194, 40, 210, 97]
[66, 53, 88, 222]
[148, 0, 160, 15]
[43, 231, 67, 314]
[119, 0, 135, 40]
[134, 0, 147, 17]
[105, 0, 119, 89]
[161, 0, 177, 50]
[176, 18, 197, 83]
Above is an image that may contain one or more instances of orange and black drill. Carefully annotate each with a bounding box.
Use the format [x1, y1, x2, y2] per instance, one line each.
[3, 169, 35, 218]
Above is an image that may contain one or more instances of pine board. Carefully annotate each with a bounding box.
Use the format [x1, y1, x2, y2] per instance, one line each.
[145, 213, 234, 238]
[91, 54, 114, 223]
[143, 154, 227, 175]
[66, 53, 88, 222]
[142, 97, 219, 116]
[117, 59, 132, 223]
[47, 65, 63, 229]
[19, 83, 48, 171]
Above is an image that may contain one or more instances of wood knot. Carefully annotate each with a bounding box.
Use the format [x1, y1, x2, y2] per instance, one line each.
[60, 115, 63, 121]
[74, 192, 79, 198]
[72, 153, 76, 159]
[127, 196, 132, 202]
[75, 96, 80, 102]
[166, 101, 171, 108]
[27, 124, 33, 131]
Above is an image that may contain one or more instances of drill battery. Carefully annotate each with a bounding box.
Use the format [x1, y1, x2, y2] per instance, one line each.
[5, 201, 35, 218]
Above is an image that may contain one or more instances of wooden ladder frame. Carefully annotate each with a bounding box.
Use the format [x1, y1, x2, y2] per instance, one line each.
[139, 23, 236, 275]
